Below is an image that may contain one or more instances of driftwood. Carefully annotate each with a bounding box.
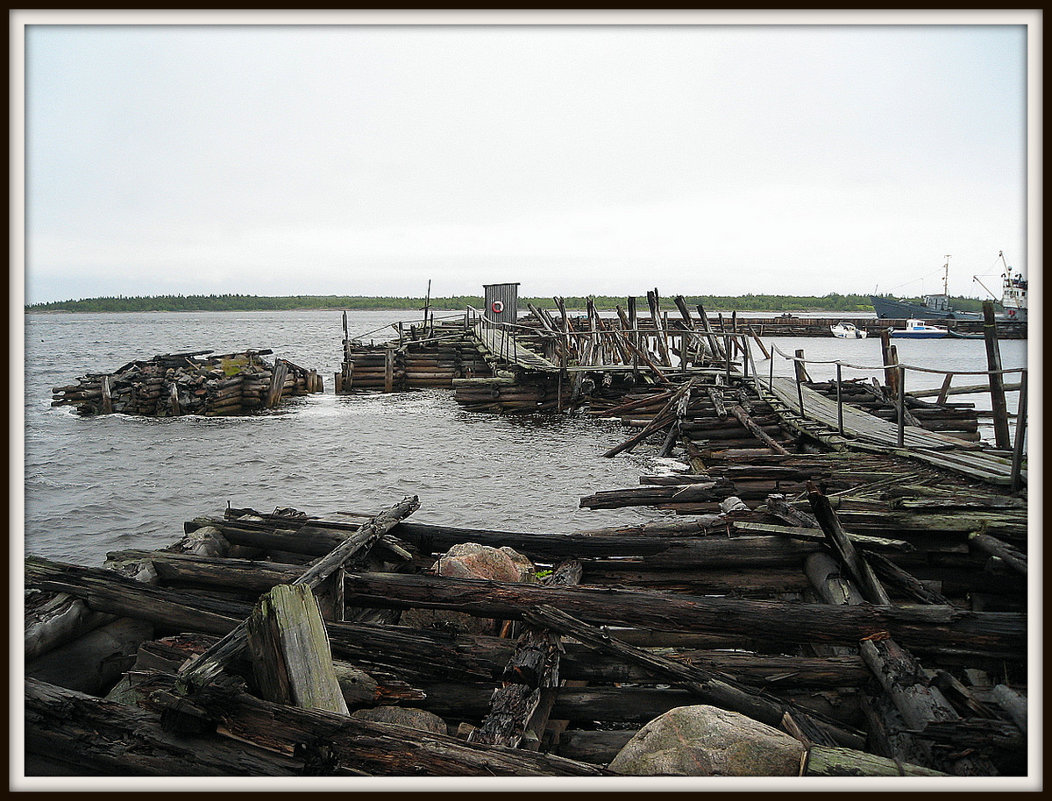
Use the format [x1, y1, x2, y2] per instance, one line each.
[27, 553, 1026, 662]
[130, 670, 609, 776]
[175, 496, 419, 694]
[807, 486, 891, 606]
[336, 570, 1025, 661]
[25, 677, 316, 776]
[468, 560, 580, 749]
[523, 604, 864, 749]
[802, 745, 946, 777]
[969, 533, 1027, 575]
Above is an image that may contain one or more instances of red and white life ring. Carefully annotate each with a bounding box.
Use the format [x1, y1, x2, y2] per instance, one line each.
[491, 300, 504, 314]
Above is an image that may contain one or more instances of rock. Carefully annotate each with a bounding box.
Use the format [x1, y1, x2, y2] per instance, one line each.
[607, 705, 805, 776]
[350, 706, 448, 735]
[434, 542, 534, 583]
[399, 543, 534, 634]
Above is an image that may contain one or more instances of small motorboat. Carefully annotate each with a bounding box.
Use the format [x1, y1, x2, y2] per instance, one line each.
[830, 321, 868, 339]
[890, 319, 949, 339]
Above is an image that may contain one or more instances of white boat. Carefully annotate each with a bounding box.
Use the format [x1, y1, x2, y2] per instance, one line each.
[890, 319, 948, 339]
[830, 321, 868, 339]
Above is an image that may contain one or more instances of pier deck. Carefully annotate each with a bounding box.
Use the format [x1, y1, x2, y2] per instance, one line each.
[762, 376, 1023, 486]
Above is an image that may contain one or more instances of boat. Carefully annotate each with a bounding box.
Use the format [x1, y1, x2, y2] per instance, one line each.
[947, 329, 984, 340]
[890, 319, 948, 339]
[972, 251, 1028, 322]
[830, 321, 868, 339]
[869, 256, 981, 320]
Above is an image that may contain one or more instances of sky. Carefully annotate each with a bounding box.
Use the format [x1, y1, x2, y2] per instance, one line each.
[18, 12, 1034, 304]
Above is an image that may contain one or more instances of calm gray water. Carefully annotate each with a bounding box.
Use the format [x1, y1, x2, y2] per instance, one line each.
[22, 310, 1027, 567]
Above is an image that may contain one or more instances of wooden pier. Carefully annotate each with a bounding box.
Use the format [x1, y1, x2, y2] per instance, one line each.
[25, 290, 1029, 779]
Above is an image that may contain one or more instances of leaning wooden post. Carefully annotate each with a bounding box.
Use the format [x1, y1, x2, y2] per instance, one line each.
[896, 365, 906, 448]
[982, 300, 1010, 448]
[1010, 369, 1028, 491]
[935, 372, 954, 405]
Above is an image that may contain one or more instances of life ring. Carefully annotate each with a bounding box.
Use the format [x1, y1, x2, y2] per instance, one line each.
[491, 300, 504, 314]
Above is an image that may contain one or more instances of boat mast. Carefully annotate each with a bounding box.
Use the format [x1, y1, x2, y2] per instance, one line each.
[943, 255, 951, 298]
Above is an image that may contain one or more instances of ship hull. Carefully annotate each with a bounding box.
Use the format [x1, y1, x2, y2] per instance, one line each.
[869, 295, 980, 320]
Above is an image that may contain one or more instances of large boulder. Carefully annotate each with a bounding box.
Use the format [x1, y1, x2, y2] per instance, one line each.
[350, 706, 448, 735]
[399, 543, 534, 635]
[608, 705, 805, 776]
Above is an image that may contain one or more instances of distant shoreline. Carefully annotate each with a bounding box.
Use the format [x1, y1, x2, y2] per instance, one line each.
[24, 292, 991, 315]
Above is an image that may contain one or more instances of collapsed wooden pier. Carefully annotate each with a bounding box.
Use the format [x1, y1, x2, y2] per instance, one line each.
[52, 350, 323, 417]
[25, 289, 1029, 779]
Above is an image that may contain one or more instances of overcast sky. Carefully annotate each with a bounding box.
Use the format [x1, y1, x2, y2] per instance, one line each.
[20, 14, 1032, 304]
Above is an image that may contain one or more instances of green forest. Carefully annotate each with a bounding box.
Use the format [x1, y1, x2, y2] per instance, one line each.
[25, 291, 991, 314]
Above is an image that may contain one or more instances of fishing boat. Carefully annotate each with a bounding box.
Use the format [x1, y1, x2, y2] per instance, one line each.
[830, 321, 868, 339]
[869, 256, 981, 320]
[890, 319, 948, 339]
[972, 251, 1028, 322]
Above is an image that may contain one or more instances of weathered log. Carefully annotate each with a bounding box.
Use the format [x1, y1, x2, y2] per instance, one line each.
[25, 617, 154, 695]
[804, 552, 866, 607]
[24, 678, 315, 776]
[555, 729, 636, 764]
[727, 403, 791, 454]
[25, 591, 115, 661]
[734, 522, 914, 553]
[991, 684, 1027, 734]
[337, 570, 1026, 661]
[523, 604, 863, 748]
[468, 561, 578, 749]
[176, 496, 419, 693]
[864, 551, 951, 605]
[802, 745, 946, 776]
[132, 670, 609, 776]
[808, 487, 891, 606]
[860, 633, 960, 733]
[969, 533, 1026, 576]
[246, 584, 349, 715]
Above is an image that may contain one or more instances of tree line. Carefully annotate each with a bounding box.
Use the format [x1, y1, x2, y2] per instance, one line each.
[25, 291, 989, 314]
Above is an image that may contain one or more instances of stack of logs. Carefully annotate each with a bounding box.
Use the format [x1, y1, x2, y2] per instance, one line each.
[51, 350, 323, 417]
[339, 334, 492, 393]
[452, 374, 566, 413]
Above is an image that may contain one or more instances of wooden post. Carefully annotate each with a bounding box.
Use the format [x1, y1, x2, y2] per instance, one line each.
[265, 361, 289, 409]
[896, 365, 906, 448]
[101, 376, 113, 415]
[1010, 370, 1027, 490]
[383, 348, 394, 393]
[936, 373, 954, 405]
[794, 349, 808, 415]
[835, 363, 844, 435]
[879, 330, 899, 398]
[983, 301, 1010, 448]
[168, 382, 181, 416]
[246, 583, 350, 715]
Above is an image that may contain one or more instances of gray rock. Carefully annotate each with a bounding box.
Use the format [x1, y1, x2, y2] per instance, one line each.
[608, 705, 805, 776]
[350, 705, 448, 735]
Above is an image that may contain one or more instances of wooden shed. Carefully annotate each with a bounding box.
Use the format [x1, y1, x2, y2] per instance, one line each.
[483, 282, 519, 323]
